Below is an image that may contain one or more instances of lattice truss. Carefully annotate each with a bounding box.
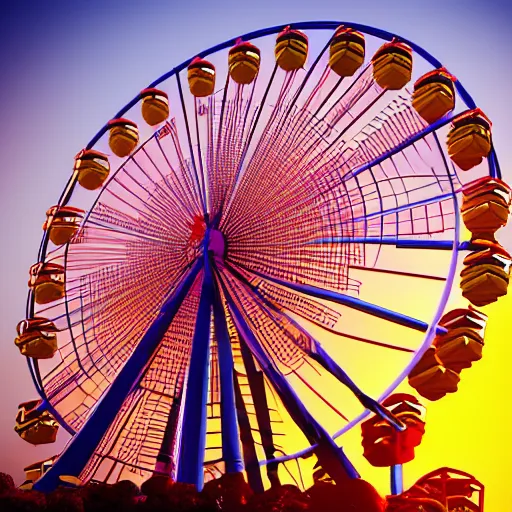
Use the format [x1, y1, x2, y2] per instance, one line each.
[33, 31, 461, 488]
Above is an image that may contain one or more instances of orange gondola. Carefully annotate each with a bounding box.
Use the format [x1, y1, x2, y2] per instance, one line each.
[372, 39, 413, 90]
[460, 240, 511, 306]
[29, 262, 65, 305]
[20, 455, 58, 490]
[433, 308, 487, 373]
[361, 393, 425, 467]
[74, 149, 110, 190]
[328, 26, 365, 77]
[140, 88, 169, 126]
[228, 40, 260, 84]
[409, 307, 487, 400]
[107, 118, 139, 158]
[412, 68, 456, 124]
[14, 400, 59, 445]
[187, 57, 216, 97]
[408, 345, 460, 401]
[14, 317, 59, 359]
[43, 205, 84, 246]
[275, 26, 308, 71]
[447, 109, 492, 171]
[461, 176, 511, 239]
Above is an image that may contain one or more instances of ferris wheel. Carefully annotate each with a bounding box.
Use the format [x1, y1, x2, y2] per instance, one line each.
[13, 20, 510, 501]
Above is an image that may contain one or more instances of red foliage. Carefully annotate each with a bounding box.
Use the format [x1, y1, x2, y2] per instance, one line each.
[309, 479, 386, 512]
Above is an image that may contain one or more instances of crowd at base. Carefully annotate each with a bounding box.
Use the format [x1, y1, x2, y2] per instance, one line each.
[0, 471, 410, 512]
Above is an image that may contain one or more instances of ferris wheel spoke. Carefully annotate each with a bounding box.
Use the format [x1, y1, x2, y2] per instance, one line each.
[219, 63, 279, 221]
[230, 260, 446, 335]
[141, 145, 198, 219]
[268, 66, 377, 186]
[85, 219, 171, 244]
[224, 262, 405, 430]
[281, 33, 334, 121]
[339, 113, 458, 185]
[351, 190, 457, 224]
[116, 165, 188, 232]
[176, 72, 206, 214]
[214, 84, 257, 220]
[33, 258, 202, 492]
[128, 154, 195, 230]
[104, 177, 180, 234]
[349, 264, 447, 283]
[153, 132, 203, 216]
[217, 270, 359, 482]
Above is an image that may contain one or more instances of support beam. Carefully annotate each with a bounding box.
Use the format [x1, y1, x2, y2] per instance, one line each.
[219, 273, 359, 484]
[229, 261, 447, 335]
[34, 259, 202, 492]
[211, 275, 244, 474]
[176, 251, 214, 489]
[308, 237, 472, 251]
[224, 262, 404, 431]
[342, 115, 456, 183]
[154, 384, 183, 477]
[390, 464, 404, 495]
[233, 373, 264, 493]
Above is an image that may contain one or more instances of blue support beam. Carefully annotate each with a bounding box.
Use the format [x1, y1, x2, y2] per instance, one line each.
[390, 464, 404, 495]
[176, 249, 214, 489]
[155, 383, 184, 477]
[352, 192, 456, 223]
[230, 262, 447, 335]
[341, 115, 456, 184]
[219, 275, 359, 484]
[308, 237, 473, 251]
[211, 272, 244, 474]
[224, 262, 405, 432]
[34, 259, 202, 492]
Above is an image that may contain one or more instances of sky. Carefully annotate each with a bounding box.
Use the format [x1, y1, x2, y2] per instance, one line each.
[0, 0, 511, 510]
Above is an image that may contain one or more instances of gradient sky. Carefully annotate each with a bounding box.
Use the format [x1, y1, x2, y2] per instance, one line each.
[1, 1, 511, 510]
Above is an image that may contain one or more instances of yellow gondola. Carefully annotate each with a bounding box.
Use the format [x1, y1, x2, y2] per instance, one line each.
[372, 39, 413, 90]
[328, 26, 365, 77]
[447, 109, 492, 171]
[408, 346, 460, 401]
[460, 240, 511, 306]
[15, 400, 59, 445]
[29, 262, 65, 305]
[140, 88, 169, 126]
[43, 205, 84, 246]
[461, 176, 511, 239]
[275, 26, 308, 71]
[107, 118, 139, 158]
[74, 149, 110, 190]
[188, 57, 216, 97]
[15, 317, 59, 359]
[412, 67, 456, 124]
[228, 40, 260, 85]
[433, 308, 487, 373]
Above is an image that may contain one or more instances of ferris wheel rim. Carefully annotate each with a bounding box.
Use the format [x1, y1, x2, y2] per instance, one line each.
[25, 20, 499, 464]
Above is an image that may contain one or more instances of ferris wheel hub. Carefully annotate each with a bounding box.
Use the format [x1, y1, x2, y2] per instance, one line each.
[208, 228, 226, 261]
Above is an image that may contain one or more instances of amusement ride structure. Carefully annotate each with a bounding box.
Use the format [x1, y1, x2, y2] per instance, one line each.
[13, 21, 511, 511]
